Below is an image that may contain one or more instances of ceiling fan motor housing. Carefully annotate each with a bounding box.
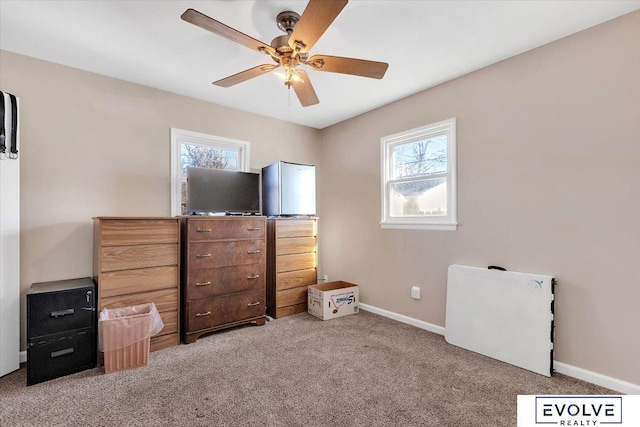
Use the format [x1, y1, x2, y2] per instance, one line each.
[272, 11, 301, 57]
[271, 34, 293, 54]
[273, 10, 307, 65]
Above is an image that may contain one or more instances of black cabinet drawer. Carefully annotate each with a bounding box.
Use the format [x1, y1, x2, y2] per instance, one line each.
[26, 277, 97, 386]
[28, 279, 95, 338]
[27, 328, 96, 386]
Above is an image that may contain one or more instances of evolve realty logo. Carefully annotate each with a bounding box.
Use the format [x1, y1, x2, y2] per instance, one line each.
[535, 396, 622, 426]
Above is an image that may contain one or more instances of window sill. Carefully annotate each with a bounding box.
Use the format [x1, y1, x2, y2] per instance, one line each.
[380, 221, 457, 231]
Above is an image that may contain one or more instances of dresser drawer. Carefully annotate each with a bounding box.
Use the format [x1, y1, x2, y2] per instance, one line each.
[275, 219, 316, 238]
[151, 334, 180, 352]
[186, 264, 265, 300]
[188, 218, 265, 241]
[188, 240, 265, 269]
[101, 288, 178, 313]
[187, 290, 265, 332]
[157, 310, 178, 336]
[28, 287, 95, 338]
[276, 268, 317, 291]
[276, 252, 316, 273]
[275, 304, 307, 319]
[27, 328, 95, 386]
[99, 219, 178, 246]
[276, 286, 308, 308]
[100, 244, 178, 272]
[99, 266, 178, 299]
[276, 236, 317, 255]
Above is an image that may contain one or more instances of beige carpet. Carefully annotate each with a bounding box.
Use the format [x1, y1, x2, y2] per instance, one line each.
[0, 311, 612, 426]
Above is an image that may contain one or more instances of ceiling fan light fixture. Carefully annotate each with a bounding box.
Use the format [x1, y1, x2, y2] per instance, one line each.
[290, 70, 304, 83]
[276, 64, 304, 87]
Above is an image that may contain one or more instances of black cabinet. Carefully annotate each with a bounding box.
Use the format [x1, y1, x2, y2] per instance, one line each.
[27, 277, 96, 386]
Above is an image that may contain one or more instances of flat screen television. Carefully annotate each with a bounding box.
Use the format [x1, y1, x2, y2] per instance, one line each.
[187, 167, 260, 215]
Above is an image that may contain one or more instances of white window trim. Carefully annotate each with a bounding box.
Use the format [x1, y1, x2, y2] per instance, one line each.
[380, 118, 457, 231]
[170, 128, 250, 216]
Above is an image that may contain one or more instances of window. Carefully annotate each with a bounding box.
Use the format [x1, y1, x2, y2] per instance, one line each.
[380, 118, 457, 230]
[170, 128, 250, 215]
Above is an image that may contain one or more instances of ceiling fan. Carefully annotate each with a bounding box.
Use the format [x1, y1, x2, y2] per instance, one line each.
[181, 0, 388, 107]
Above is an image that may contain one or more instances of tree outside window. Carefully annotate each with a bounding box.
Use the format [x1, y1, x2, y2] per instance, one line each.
[170, 129, 249, 216]
[381, 118, 457, 230]
[391, 136, 448, 216]
[179, 144, 238, 214]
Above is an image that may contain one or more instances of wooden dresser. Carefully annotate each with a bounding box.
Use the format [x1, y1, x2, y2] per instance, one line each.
[93, 217, 180, 352]
[266, 217, 318, 318]
[181, 216, 266, 344]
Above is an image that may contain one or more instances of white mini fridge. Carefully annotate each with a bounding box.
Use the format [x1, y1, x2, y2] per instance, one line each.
[262, 161, 316, 217]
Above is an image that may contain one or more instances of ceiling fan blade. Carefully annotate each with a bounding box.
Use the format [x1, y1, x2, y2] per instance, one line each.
[288, 0, 348, 54]
[307, 55, 389, 79]
[213, 64, 279, 88]
[182, 9, 275, 56]
[290, 70, 319, 107]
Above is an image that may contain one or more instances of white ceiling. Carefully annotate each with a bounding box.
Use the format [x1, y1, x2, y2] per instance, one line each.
[1, 1, 639, 129]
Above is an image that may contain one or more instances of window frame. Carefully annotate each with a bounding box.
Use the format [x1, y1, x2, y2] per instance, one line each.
[170, 128, 250, 216]
[380, 118, 457, 231]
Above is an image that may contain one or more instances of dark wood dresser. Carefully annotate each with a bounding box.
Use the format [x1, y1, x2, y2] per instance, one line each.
[181, 216, 266, 344]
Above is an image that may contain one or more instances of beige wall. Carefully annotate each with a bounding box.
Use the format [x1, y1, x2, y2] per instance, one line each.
[319, 11, 640, 385]
[0, 51, 322, 349]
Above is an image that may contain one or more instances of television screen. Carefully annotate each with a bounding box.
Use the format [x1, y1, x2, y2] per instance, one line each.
[187, 167, 260, 214]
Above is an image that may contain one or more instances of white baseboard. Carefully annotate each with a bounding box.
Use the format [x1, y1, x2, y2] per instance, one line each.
[358, 303, 640, 395]
[359, 303, 446, 335]
[19, 351, 26, 364]
[553, 361, 640, 395]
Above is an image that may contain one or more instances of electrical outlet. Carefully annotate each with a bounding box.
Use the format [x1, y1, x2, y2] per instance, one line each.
[323, 274, 329, 283]
[411, 286, 421, 300]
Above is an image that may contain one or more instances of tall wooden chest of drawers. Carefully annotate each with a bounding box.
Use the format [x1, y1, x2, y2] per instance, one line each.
[181, 216, 266, 344]
[93, 217, 180, 353]
[266, 217, 318, 318]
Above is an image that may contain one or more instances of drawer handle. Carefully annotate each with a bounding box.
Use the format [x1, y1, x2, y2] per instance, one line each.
[247, 249, 261, 254]
[247, 274, 260, 280]
[196, 228, 212, 233]
[247, 227, 261, 231]
[51, 308, 75, 318]
[195, 311, 212, 317]
[195, 254, 212, 258]
[195, 281, 212, 287]
[51, 348, 74, 358]
[247, 302, 261, 307]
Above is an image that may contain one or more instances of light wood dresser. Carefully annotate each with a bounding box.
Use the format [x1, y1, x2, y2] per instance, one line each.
[266, 217, 318, 318]
[181, 216, 266, 344]
[93, 217, 180, 352]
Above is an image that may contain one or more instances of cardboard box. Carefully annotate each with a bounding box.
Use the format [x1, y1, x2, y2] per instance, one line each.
[308, 281, 359, 320]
